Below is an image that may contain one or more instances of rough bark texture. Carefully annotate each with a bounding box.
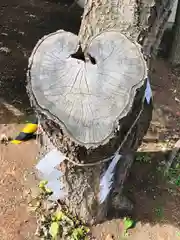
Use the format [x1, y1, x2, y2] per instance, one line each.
[79, 0, 174, 58]
[27, 0, 174, 225]
[29, 30, 147, 147]
[170, 0, 180, 65]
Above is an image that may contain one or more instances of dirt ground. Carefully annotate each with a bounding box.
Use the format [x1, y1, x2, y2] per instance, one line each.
[0, 125, 38, 240]
[0, 0, 180, 240]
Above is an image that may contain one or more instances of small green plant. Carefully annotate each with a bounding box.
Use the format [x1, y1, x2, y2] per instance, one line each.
[121, 217, 135, 238]
[175, 176, 180, 186]
[123, 217, 134, 230]
[71, 226, 89, 240]
[29, 180, 89, 240]
[154, 207, 164, 220]
[49, 222, 59, 239]
[39, 180, 53, 195]
[166, 162, 180, 187]
[135, 153, 151, 163]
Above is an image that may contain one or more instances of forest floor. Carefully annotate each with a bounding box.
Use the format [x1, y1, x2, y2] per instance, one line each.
[0, 0, 180, 239]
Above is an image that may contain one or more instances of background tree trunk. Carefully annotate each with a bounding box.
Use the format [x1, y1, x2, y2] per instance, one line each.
[170, 0, 180, 65]
[27, 0, 174, 225]
[79, 0, 174, 59]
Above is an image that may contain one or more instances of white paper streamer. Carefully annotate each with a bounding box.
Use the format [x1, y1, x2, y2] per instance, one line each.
[36, 148, 67, 200]
[145, 78, 152, 104]
[99, 153, 122, 203]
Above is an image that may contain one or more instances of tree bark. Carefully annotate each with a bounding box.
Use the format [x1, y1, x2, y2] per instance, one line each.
[27, 0, 174, 225]
[79, 0, 174, 58]
[170, 0, 180, 65]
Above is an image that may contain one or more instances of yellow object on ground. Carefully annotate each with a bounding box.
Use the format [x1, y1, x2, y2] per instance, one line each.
[11, 121, 38, 144]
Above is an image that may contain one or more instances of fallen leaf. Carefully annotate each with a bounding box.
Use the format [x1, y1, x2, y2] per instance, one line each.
[49, 222, 59, 238]
[123, 217, 134, 230]
[39, 180, 48, 189]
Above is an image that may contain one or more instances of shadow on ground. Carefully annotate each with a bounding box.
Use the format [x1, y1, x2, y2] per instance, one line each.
[111, 58, 180, 232]
[125, 150, 180, 227]
[91, 148, 180, 239]
[0, 0, 82, 123]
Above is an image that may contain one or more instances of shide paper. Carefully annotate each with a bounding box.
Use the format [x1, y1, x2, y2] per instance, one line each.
[99, 154, 122, 203]
[36, 148, 67, 201]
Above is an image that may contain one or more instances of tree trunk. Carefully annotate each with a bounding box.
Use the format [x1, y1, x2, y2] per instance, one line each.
[27, 0, 174, 225]
[170, 0, 180, 65]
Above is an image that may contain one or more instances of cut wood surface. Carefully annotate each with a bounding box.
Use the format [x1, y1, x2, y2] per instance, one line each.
[29, 30, 147, 148]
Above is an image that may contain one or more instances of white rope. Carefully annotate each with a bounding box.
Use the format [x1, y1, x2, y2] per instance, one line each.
[38, 93, 146, 167]
[64, 103, 144, 167]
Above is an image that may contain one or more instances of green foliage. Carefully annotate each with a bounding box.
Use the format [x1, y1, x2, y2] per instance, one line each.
[39, 180, 48, 188]
[135, 153, 151, 163]
[175, 176, 180, 186]
[154, 207, 164, 219]
[38, 180, 53, 196]
[52, 211, 64, 221]
[121, 217, 135, 238]
[157, 153, 180, 191]
[31, 180, 90, 240]
[71, 226, 89, 240]
[123, 217, 134, 230]
[49, 222, 59, 239]
[166, 160, 180, 187]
